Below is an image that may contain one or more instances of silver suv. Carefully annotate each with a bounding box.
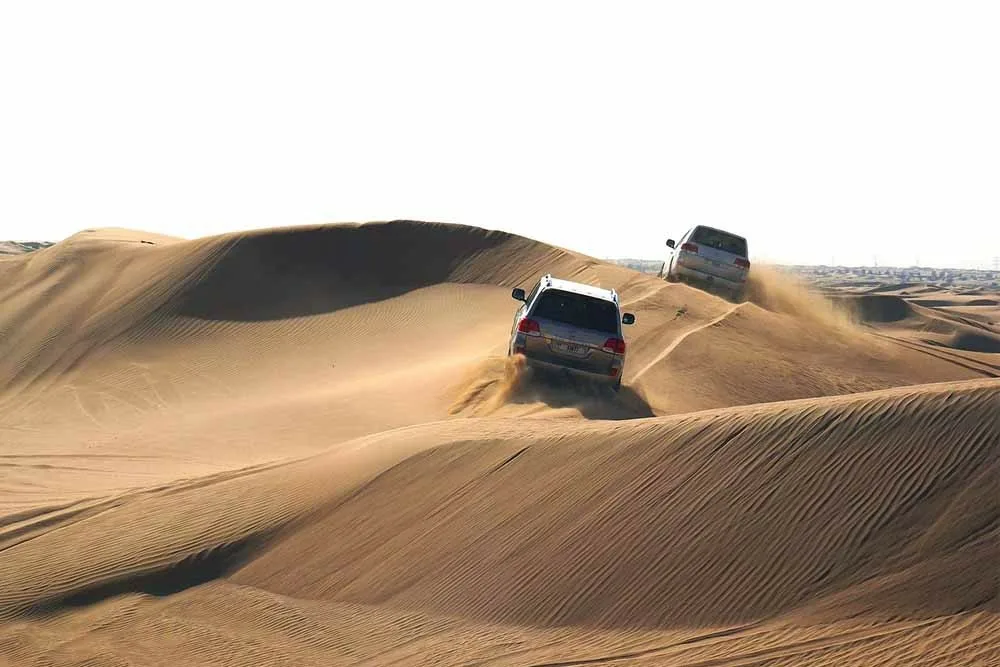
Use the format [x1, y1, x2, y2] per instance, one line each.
[508, 274, 635, 391]
[660, 225, 750, 301]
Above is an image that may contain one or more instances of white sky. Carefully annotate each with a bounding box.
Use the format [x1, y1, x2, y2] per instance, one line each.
[1, 1, 998, 268]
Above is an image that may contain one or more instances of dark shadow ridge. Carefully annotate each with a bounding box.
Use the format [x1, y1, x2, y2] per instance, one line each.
[511, 367, 655, 420]
[949, 330, 1000, 353]
[22, 533, 273, 618]
[828, 294, 914, 323]
[172, 220, 515, 322]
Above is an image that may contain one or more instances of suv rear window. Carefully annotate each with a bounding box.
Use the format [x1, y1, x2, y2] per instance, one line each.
[531, 289, 619, 334]
[691, 227, 747, 257]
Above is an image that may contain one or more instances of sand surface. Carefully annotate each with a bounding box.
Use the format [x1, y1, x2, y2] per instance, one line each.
[1, 221, 997, 665]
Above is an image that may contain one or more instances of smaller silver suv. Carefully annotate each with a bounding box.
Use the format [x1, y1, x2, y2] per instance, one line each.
[508, 274, 635, 391]
[660, 224, 750, 301]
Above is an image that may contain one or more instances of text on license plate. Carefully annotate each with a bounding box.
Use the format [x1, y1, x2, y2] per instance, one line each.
[556, 341, 585, 354]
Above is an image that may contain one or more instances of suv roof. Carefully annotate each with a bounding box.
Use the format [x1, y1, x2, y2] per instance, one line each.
[538, 274, 619, 305]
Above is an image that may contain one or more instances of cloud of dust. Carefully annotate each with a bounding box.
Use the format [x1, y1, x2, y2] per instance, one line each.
[448, 354, 532, 416]
[448, 354, 654, 419]
[745, 264, 859, 334]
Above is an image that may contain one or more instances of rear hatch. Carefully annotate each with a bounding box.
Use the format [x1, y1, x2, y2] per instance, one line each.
[681, 227, 749, 282]
[523, 288, 622, 374]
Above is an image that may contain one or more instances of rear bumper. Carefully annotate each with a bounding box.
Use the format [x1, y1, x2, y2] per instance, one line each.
[521, 354, 622, 385]
[673, 263, 745, 291]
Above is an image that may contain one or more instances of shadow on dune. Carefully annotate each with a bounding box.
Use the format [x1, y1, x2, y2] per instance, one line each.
[171, 220, 582, 322]
[25, 533, 272, 617]
[835, 294, 913, 323]
[949, 330, 1000, 353]
[173, 221, 505, 321]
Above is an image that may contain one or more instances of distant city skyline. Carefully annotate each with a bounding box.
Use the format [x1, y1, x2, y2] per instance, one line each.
[607, 255, 1000, 273]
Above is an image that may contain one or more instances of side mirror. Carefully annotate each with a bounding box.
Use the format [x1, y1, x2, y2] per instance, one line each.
[511, 287, 526, 302]
[666, 239, 675, 249]
[622, 312, 635, 325]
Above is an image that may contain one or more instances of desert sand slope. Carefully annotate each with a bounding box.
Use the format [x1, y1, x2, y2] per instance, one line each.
[1, 220, 999, 665]
[2, 221, 990, 513]
[0, 380, 997, 665]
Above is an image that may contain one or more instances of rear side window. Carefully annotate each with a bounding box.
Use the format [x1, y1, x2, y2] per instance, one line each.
[531, 289, 619, 334]
[691, 227, 747, 257]
[525, 280, 542, 305]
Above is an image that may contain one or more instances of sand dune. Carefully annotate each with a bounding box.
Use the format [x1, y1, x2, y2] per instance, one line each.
[821, 282, 1000, 371]
[1, 220, 997, 665]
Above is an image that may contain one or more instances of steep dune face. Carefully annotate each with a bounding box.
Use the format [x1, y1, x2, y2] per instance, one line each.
[0, 229, 222, 399]
[1, 221, 998, 665]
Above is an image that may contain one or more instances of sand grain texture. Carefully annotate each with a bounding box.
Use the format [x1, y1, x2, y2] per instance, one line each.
[1, 221, 997, 666]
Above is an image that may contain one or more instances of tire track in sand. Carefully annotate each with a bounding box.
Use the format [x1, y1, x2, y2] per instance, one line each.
[630, 302, 745, 383]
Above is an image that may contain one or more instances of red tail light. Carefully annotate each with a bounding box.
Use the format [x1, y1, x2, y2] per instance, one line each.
[680, 242, 699, 253]
[603, 337, 626, 354]
[517, 318, 541, 335]
[734, 257, 750, 269]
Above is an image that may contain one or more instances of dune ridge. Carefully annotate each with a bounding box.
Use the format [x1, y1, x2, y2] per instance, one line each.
[234, 379, 998, 628]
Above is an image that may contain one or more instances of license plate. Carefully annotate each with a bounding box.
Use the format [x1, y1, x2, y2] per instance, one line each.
[555, 341, 585, 354]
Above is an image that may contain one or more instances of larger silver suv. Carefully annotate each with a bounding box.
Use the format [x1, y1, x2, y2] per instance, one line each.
[508, 274, 635, 391]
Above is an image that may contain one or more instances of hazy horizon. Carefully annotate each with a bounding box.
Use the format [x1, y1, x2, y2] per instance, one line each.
[2, 1, 997, 269]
